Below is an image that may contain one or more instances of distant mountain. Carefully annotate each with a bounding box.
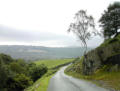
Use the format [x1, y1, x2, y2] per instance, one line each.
[0, 45, 92, 61]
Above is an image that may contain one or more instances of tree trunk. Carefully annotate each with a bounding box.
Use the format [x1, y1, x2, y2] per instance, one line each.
[115, 27, 119, 37]
[115, 32, 120, 37]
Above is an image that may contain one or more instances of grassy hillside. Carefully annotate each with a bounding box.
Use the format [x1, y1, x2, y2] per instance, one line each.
[65, 35, 120, 91]
[35, 59, 73, 68]
[26, 58, 74, 91]
[100, 34, 120, 47]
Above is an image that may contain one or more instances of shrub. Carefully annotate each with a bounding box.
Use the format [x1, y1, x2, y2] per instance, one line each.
[0, 54, 48, 91]
[0, 60, 8, 89]
[108, 38, 118, 44]
[13, 74, 33, 91]
[9, 60, 29, 75]
[30, 64, 48, 81]
[0, 53, 13, 64]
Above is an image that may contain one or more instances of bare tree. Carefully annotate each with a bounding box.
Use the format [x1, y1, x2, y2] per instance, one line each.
[68, 10, 96, 54]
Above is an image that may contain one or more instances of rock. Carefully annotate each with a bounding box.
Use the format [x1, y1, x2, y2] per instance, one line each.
[82, 42, 120, 75]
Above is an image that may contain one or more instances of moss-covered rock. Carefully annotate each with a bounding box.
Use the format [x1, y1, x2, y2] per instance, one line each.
[82, 35, 120, 75]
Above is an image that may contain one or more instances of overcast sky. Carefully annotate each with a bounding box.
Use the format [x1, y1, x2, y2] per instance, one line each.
[0, 0, 117, 47]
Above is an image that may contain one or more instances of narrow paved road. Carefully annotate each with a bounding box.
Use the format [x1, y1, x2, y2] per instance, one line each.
[47, 66, 109, 91]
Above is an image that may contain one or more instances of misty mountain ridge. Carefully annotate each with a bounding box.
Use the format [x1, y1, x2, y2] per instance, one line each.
[0, 45, 92, 61]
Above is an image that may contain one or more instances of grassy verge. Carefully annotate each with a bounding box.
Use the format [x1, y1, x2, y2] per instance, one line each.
[25, 70, 57, 91]
[65, 58, 120, 90]
[25, 58, 73, 91]
[65, 69, 120, 90]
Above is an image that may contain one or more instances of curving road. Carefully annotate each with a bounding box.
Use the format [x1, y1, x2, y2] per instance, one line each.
[47, 66, 109, 91]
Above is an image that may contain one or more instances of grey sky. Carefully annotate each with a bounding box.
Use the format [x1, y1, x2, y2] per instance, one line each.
[0, 25, 103, 47]
[0, 0, 116, 47]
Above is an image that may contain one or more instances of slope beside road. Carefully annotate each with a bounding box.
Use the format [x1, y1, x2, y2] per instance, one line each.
[47, 66, 109, 91]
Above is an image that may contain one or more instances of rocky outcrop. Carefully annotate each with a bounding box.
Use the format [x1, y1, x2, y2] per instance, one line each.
[82, 41, 120, 75]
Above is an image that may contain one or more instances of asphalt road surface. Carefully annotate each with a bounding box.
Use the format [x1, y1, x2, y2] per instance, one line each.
[47, 66, 109, 91]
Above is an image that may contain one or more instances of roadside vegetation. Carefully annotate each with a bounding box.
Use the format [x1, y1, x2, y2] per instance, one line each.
[65, 34, 120, 90]
[65, 2, 120, 91]
[65, 57, 120, 90]
[0, 54, 48, 91]
[25, 58, 73, 91]
[0, 52, 73, 91]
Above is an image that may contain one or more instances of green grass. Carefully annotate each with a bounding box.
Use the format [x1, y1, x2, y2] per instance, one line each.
[26, 58, 73, 91]
[35, 74, 53, 91]
[25, 70, 55, 91]
[100, 34, 120, 47]
[35, 59, 73, 69]
[65, 69, 120, 90]
[65, 57, 120, 90]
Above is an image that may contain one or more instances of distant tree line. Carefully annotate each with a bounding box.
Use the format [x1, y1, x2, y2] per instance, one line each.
[0, 53, 48, 91]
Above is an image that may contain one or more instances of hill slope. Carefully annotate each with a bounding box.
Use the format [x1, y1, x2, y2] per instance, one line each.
[0, 45, 91, 61]
[65, 34, 120, 90]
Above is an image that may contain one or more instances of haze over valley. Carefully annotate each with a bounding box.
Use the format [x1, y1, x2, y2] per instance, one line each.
[0, 0, 119, 91]
[0, 45, 92, 60]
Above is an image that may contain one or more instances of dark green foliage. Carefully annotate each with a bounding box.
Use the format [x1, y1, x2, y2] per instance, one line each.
[0, 53, 48, 91]
[0, 60, 8, 90]
[99, 2, 120, 39]
[30, 64, 48, 81]
[12, 74, 33, 91]
[9, 59, 29, 75]
[108, 38, 118, 44]
[9, 62, 25, 74]
[0, 53, 13, 64]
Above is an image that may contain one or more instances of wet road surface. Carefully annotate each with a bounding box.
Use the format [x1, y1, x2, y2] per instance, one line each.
[47, 66, 109, 91]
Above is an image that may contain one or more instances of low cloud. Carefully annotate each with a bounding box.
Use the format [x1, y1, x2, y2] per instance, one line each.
[0, 25, 103, 47]
[0, 25, 71, 41]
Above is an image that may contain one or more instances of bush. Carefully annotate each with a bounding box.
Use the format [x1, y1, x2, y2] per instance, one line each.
[108, 38, 118, 44]
[9, 60, 29, 75]
[0, 53, 13, 64]
[0, 54, 48, 91]
[13, 74, 33, 91]
[30, 64, 48, 81]
[0, 60, 9, 89]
